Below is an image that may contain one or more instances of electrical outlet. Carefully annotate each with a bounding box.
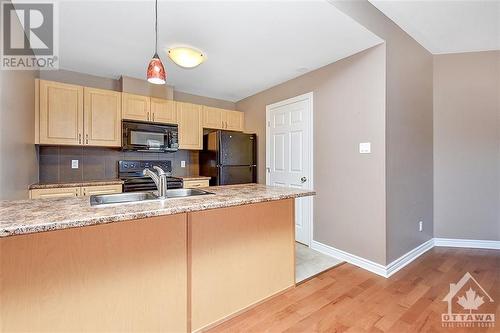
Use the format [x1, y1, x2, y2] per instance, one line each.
[180, 160, 186, 168]
[359, 142, 371, 154]
[71, 160, 79, 169]
[418, 221, 423, 232]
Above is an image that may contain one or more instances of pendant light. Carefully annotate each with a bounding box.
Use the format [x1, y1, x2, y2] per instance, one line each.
[146, 0, 166, 84]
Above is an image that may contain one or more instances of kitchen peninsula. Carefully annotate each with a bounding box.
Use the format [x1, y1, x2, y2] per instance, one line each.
[0, 184, 314, 332]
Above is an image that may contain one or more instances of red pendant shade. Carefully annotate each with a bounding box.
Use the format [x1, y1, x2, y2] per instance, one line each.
[147, 53, 166, 85]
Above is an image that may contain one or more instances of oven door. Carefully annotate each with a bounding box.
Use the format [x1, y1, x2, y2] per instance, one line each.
[122, 121, 178, 152]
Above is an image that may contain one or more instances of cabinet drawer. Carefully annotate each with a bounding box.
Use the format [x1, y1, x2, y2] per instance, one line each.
[183, 180, 210, 189]
[81, 184, 122, 196]
[29, 187, 81, 199]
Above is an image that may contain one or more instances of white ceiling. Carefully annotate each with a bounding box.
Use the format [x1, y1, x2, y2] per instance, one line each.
[22, 0, 382, 102]
[369, 0, 500, 54]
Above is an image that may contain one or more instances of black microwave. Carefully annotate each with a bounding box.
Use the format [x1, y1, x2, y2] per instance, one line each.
[122, 120, 179, 152]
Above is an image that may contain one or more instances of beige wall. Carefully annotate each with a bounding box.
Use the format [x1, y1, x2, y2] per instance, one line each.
[434, 51, 500, 241]
[174, 91, 236, 110]
[332, 0, 434, 263]
[237, 45, 387, 265]
[0, 16, 39, 199]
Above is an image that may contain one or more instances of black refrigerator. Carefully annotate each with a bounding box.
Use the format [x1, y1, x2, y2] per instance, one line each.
[199, 131, 257, 186]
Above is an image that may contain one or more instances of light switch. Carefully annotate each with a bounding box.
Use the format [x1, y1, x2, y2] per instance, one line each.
[71, 160, 79, 169]
[180, 160, 186, 168]
[359, 142, 371, 154]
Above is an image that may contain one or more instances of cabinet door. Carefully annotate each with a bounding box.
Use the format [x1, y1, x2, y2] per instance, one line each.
[122, 93, 150, 122]
[177, 102, 203, 150]
[202, 106, 223, 129]
[223, 110, 244, 131]
[81, 184, 122, 196]
[39, 80, 84, 145]
[151, 98, 177, 124]
[29, 187, 81, 199]
[84, 88, 122, 147]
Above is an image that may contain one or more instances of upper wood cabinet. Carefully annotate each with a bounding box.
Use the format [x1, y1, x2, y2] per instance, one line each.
[202, 106, 244, 131]
[151, 98, 177, 124]
[84, 88, 121, 147]
[36, 79, 121, 147]
[223, 110, 244, 131]
[122, 93, 151, 122]
[202, 106, 224, 129]
[177, 102, 203, 150]
[38, 80, 84, 145]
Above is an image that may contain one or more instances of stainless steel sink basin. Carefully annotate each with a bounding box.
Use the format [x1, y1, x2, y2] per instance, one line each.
[90, 189, 213, 206]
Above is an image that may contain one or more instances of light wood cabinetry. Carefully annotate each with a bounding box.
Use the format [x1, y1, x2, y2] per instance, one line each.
[150, 98, 177, 124]
[177, 102, 203, 150]
[0, 214, 188, 333]
[183, 179, 210, 189]
[121, 93, 151, 122]
[81, 184, 122, 196]
[84, 88, 121, 147]
[202, 106, 244, 131]
[29, 187, 81, 199]
[224, 109, 244, 131]
[39, 80, 84, 145]
[29, 184, 122, 199]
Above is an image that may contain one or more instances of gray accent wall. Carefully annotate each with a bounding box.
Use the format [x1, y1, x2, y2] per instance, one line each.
[237, 45, 388, 265]
[434, 51, 500, 241]
[0, 4, 39, 200]
[332, 0, 434, 264]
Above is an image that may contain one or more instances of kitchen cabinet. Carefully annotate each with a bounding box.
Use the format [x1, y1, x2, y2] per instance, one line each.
[122, 93, 151, 122]
[81, 184, 122, 196]
[29, 187, 81, 199]
[38, 80, 84, 145]
[84, 88, 122, 147]
[150, 98, 177, 124]
[177, 102, 203, 150]
[202, 106, 244, 131]
[183, 179, 210, 189]
[30, 184, 122, 199]
[36, 80, 122, 147]
[223, 109, 244, 131]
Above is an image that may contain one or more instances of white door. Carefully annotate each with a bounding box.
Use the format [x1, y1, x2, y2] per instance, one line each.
[266, 93, 313, 246]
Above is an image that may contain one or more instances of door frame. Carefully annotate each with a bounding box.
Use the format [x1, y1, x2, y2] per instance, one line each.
[265, 92, 314, 247]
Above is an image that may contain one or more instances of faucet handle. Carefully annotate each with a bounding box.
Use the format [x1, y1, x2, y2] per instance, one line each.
[153, 165, 166, 176]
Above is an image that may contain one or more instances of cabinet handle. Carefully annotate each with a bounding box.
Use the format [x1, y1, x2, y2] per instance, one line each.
[85, 134, 89, 144]
[152, 113, 155, 122]
[78, 133, 82, 144]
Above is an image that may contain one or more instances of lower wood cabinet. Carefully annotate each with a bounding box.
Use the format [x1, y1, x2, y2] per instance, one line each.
[30, 184, 122, 199]
[183, 179, 210, 189]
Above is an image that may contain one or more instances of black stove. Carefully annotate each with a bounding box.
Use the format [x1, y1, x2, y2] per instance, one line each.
[118, 160, 183, 192]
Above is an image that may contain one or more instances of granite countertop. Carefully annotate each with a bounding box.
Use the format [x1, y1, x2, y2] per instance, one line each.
[29, 179, 124, 190]
[179, 176, 211, 181]
[0, 184, 315, 238]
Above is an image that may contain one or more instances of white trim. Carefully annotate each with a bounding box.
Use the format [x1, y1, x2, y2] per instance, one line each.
[434, 238, 500, 250]
[266, 92, 314, 247]
[385, 238, 434, 277]
[311, 238, 499, 278]
[310, 240, 387, 277]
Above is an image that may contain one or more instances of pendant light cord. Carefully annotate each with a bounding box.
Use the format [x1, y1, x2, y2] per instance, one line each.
[155, 0, 158, 54]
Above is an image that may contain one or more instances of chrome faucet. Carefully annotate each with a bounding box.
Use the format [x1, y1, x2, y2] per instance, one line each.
[143, 166, 168, 198]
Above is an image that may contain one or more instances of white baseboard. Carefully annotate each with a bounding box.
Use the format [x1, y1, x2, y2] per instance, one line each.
[310, 240, 387, 277]
[310, 237, 498, 278]
[434, 238, 500, 250]
[385, 239, 434, 277]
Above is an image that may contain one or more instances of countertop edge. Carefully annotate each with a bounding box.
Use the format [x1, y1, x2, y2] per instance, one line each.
[0, 191, 314, 238]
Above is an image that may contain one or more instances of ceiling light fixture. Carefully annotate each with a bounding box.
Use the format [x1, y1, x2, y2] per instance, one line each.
[146, 0, 166, 84]
[168, 47, 205, 68]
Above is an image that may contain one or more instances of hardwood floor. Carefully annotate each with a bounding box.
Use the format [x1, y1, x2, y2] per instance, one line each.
[207, 248, 500, 332]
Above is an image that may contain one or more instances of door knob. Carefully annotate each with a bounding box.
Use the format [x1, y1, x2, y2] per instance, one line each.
[301, 177, 307, 183]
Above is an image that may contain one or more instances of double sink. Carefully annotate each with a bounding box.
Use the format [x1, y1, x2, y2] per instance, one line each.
[90, 188, 213, 206]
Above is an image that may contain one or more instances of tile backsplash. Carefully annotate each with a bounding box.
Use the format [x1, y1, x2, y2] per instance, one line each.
[38, 146, 199, 183]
